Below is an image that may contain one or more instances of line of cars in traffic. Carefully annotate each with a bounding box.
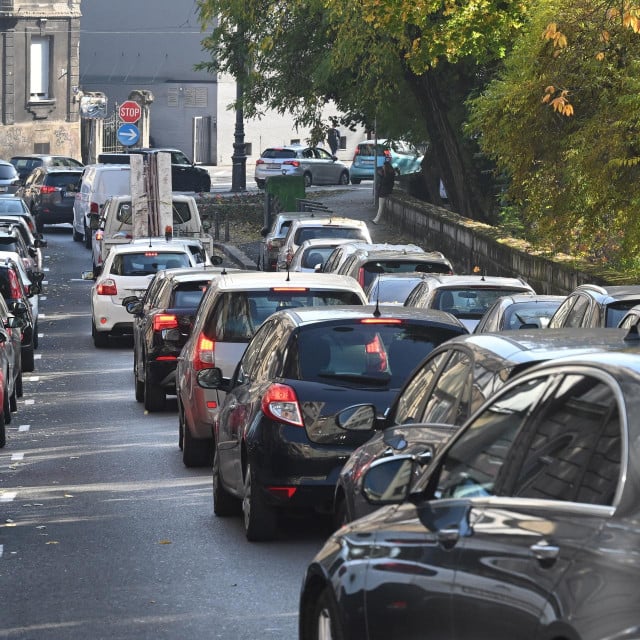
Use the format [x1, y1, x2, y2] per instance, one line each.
[82, 200, 640, 638]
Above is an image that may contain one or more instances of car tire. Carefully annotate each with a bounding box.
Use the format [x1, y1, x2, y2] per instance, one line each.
[256, 179, 265, 189]
[177, 394, 185, 450]
[338, 171, 349, 186]
[9, 385, 16, 414]
[133, 355, 144, 402]
[144, 370, 166, 412]
[21, 344, 35, 372]
[0, 403, 5, 448]
[308, 587, 345, 640]
[15, 370, 23, 398]
[33, 321, 38, 349]
[3, 386, 10, 426]
[303, 172, 313, 188]
[213, 449, 240, 516]
[182, 423, 212, 467]
[72, 227, 83, 242]
[242, 463, 277, 541]
[350, 178, 361, 185]
[92, 320, 109, 348]
[84, 224, 92, 250]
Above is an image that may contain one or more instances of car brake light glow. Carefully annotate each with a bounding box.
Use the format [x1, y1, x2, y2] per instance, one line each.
[153, 314, 178, 331]
[156, 355, 178, 361]
[357, 267, 366, 288]
[256, 158, 265, 166]
[8, 269, 22, 299]
[267, 486, 297, 499]
[144, 251, 158, 257]
[95, 231, 103, 241]
[90, 202, 100, 214]
[360, 318, 403, 324]
[206, 400, 218, 409]
[365, 334, 388, 372]
[261, 383, 303, 427]
[282, 160, 300, 168]
[383, 149, 392, 158]
[39, 185, 56, 194]
[271, 287, 308, 292]
[194, 333, 215, 371]
[96, 279, 117, 295]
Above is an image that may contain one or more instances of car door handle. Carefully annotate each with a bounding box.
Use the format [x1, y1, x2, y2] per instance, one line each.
[437, 528, 460, 549]
[530, 541, 559, 567]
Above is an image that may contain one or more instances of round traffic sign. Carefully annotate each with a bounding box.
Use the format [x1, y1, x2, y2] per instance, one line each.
[119, 100, 141, 124]
[117, 123, 140, 147]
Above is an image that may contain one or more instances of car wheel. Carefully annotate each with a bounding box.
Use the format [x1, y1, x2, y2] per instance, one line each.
[309, 587, 345, 640]
[182, 423, 213, 467]
[177, 394, 185, 450]
[256, 179, 265, 189]
[338, 171, 349, 186]
[242, 463, 277, 541]
[9, 385, 16, 414]
[0, 403, 5, 448]
[33, 321, 38, 349]
[15, 370, 23, 398]
[3, 386, 10, 426]
[144, 369, 166, 412]
[92, 320, 109, 348]
[350, 178, 361, 185]
[84, 224, 92, 249]
[213, 449, 241, 516]
[303, 172, 313, 188]
[72, 227, 83, 242]
[21, 343, 35, 373]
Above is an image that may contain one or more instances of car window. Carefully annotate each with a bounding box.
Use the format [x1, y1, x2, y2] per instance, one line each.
[296, 227, 365, 244]
[433, 288, 529, 317]
[500, 374, 621, 505]
[170, 151, 190, 165]
[145, 277, 169, 309]
[0, 165, 18, 180]
[548, 295, 576, 328]
[606, 301, 640, 328]
[432, 375, 552, 500]
[502, 301, 561, 330]
[563, 294, 591, 328]
[111, 252, 189, 276]
[316, 148, 333, 160]
[262, 149, 297, 159]
[46, 173, 82, 189]
[301, 247, 334, 269]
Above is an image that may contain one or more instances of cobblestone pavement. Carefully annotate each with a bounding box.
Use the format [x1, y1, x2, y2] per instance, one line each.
[224, 185, 420, 269]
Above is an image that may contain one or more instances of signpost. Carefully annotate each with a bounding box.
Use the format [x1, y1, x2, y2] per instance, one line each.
[118, 100, 141, 124]
[117, 123, 140, 147]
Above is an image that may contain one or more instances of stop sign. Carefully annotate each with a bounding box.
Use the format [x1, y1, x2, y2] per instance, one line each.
[119, 100, 141, 124]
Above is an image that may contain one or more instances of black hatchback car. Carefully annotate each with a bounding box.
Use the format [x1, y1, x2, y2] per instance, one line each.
[300, 349, 640, 640]
[204, 305, 468, 541]
[17, 166, 84, 232]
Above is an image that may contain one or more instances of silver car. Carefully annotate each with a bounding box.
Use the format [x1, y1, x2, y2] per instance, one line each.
[254, 145, 350, 188]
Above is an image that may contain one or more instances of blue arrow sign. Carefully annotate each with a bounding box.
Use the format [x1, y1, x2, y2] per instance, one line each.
[117, 123, 140, 147]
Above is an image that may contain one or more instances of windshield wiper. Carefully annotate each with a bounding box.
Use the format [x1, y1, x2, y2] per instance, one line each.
[317, 372, 390, 386]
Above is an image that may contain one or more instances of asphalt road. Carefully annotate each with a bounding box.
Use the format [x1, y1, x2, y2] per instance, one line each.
[0, 227, 327, 639]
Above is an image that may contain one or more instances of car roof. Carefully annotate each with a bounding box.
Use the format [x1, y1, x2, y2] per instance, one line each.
[298, 238, 356, 250]
[212, 270, 366, 294]
[576, 284, 640, 300]
[159, 266, 240, 282]
[127, 237, 203, 248]
[289, 216, 368, 228]
[106, 241, 194, 256]
[274, 305, 469, 329]
[415, 274, 532, 288]
[37, 166, 84, 174]
[353, 248, 449, 261]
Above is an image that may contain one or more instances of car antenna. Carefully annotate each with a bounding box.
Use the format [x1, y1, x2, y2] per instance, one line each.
[286, 263, 291, 282]
[371, 262, 384, 317]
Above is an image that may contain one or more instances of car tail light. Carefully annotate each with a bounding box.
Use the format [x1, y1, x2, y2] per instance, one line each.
[8, 269, 22, 299]
[255, 158, 265, 166]
[357, 267, 366, 288]
[194, 332, 215, 371]
[95, 230, 103, 241]
[39, 185, 56, 194]
[271, 287, 308, 292]
[153, 314, 178, 331]
[365, 334, 388, 372]
[90, 202, 100, 215]
[282, 160, 300, 168]
[266, 486, 297, 499]
[383, 149, 392, 159]
[261, 383, 303, 427]
[360, 318, 403, 325]
[352, 147, 360, 162]
[96, 279, 117, 295]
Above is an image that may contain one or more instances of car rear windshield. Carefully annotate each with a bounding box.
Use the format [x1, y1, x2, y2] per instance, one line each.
[0, 166, 17, 180]
[46, 174, 82, 189]
[0, 200, 28, 214]
[111, 252, 190, 276]
[434, 287, 531, 318]
[261, 149, 297, 159]
[0, 237, 18, 251]
[502, 301, 562, 329]
[361, 259, 451, 288]
[606, 300, 640, 327]
[207, 289, 364, 342]
[301, 246, 336, 269]
[357, 144, 389, 156]
[171, 281, 209, 308]
[296, 227, 365, 244]
[290, 323, 462, 388]
[370, 277, 424, 304]
[115, 201, 192, 224]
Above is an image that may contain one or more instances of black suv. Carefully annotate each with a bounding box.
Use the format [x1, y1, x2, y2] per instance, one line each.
[548, 284, 640, 328]
[17, 166, 84, 232]
[97, 148, 211, 192]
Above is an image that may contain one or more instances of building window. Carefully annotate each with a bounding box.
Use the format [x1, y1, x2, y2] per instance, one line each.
[30, 36, 51, 101]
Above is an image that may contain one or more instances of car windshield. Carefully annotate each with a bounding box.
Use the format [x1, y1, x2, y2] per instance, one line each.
[111, 252, 190, 276]
[606, 300, 640, 327]
[115, 201, 192, 225]
[291, 323, 460, 388]
[0, 237, 18, 252]
[262, 149, 297, 159]
[296, 227, 365, 244]
[434, 287, 530, 318]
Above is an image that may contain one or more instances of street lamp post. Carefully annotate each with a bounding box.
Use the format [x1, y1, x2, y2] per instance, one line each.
[231, 71, 247, 192]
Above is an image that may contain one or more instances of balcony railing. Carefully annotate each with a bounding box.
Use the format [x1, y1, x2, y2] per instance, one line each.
[0, 0, 14, 14]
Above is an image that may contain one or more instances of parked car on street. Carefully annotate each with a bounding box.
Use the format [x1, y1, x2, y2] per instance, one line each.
[349, 139, 423, 184]
[126, 262, 228, 412]
[300, 349, 640, 640]
[254, 145, 350, 188]
[333, 327, 636, 524]
[0, 195, 38, 234]
[474, 293, 565, 332]
[17, 166, 84, 232]
[404, 274, 536, 331]
[207, 305, 468, 541]
[0, 218, 46, 271]
[548, 283, 640, 329]
[282, 238, 355, 273]
[0, 160, 21, 194]
[277, 217, 372, 270]
[259, 211, 318, 271]
[85, 240, 206, 347]
[176, 271, 368, 468]
[9, 154, 83, 185]
[0, 229, 39, 279]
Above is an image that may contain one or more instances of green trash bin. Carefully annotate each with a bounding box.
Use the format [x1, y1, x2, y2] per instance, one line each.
[264, 175, 306, 232]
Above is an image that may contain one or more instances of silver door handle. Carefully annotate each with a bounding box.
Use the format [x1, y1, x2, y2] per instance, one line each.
[530, 542, 559, 566]
[437, 528, 460, 549]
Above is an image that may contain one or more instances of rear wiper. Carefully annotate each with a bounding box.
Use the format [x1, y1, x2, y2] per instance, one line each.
[317, 372, 391, 385]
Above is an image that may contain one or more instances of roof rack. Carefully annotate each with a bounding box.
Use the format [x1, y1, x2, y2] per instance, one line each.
[296, 199, 333, 214]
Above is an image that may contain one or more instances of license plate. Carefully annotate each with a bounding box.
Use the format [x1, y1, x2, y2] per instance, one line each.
[267, 163, 281, 170]
[361, 160, 374, 166]
[0, 186, 7, 192]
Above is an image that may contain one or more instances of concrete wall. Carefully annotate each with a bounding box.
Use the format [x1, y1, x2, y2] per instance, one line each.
[386, 194, 610, 295]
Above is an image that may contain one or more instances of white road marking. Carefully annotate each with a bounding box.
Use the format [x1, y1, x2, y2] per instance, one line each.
[11, 453, 24, 461]
[0, 492, 17, 502]
[38, 314, 45, 319]
[40, 296, 47, 301]
[18, 424, 30, 432]
[42, 281, 48, 285]
[0, 545, 3, 558]
[23, 399, 35, 405]
[43, 268, 50, 272]
[25, 377, 39, 382]
[34, 354, 42, 360]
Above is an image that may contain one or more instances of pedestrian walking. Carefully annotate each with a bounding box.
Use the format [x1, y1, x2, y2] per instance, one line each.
[327, 120, 341, 156]
[372, 157, 396, 224]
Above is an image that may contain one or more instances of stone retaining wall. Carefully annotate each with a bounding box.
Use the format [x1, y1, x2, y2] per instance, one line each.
[387, 194, 610, 295]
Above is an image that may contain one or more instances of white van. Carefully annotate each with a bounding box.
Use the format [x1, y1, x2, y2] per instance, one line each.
[72, 164, 131, 248]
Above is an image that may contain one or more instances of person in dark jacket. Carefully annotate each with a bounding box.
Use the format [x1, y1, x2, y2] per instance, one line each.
[372, 157, 396, 224]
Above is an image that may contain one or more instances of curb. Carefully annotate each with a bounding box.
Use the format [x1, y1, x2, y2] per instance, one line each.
[212, 241, 258, 270]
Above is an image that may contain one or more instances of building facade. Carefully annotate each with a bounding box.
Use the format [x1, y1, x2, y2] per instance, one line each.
[0, 0, 81, 158]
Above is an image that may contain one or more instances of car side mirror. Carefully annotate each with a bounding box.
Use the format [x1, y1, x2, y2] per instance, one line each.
[35, 235, 47, 248]
[197, 367, 230, 391]
[81, 270, 95, 281]
[211, 255, 223, 266]
[6, 314, 22, 329]
[89, 215, 100, 231]
[362, 456, 416, 505]
[9, 300, 28, 316]
[28, 247, 37, 258]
